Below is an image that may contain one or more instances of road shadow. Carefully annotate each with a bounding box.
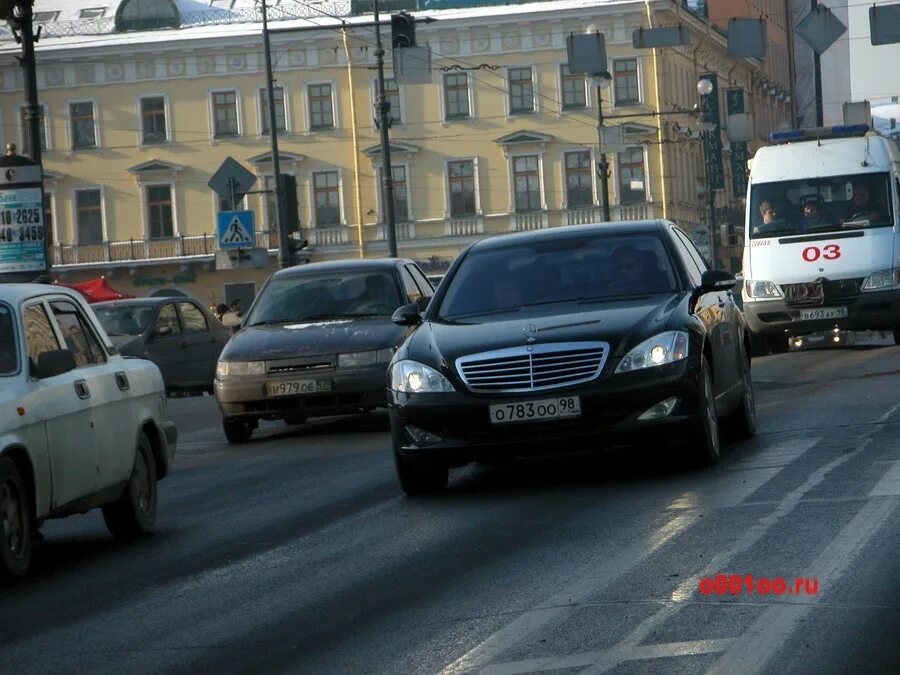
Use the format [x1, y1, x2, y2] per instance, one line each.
[251, 411, 391, 443]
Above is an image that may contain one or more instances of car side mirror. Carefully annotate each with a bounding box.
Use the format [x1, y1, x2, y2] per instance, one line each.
[700, 269, 737, 294]
[392, 302, 422, 327]
[154, 325, 173, 337]
[35, 349, 77, 379]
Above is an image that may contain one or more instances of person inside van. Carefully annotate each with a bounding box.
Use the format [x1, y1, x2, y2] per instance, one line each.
[752, 200, 786, 235]
[799, 195, 831, 231]
[843, 181, 885, 224]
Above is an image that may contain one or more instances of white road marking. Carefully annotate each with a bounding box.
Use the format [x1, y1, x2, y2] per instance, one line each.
[480, 639, 734, 675]
[440, 513, 698, 674]
[877, 403, 900, 424]
[868, 460, 900, 497]
[709, 497, 898, 674]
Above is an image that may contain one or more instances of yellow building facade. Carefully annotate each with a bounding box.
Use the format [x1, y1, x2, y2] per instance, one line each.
[0, 0, 791, 306]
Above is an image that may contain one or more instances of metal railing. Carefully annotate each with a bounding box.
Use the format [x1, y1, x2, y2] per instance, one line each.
[445, 215, 484, 237]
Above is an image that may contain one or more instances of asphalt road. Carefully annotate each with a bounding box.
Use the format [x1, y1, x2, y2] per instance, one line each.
[2, 335, 899, 674]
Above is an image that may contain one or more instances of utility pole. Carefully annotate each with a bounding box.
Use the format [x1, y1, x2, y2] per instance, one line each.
[374, 0, 398, 258]
[811, 0, 824, 126]
[261, 0, 289, 268]
[594, 73, 612, 222]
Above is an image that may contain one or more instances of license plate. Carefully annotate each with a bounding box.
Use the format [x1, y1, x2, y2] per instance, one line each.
[489, 396, 581, 425]
[266, 378, 332, 397]
[798, 306, 848, 321]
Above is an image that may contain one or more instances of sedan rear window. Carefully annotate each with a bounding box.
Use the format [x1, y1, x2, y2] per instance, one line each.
[0, 303, 17, 375]
[95, 305, 157, 336]
[247, 270, 402, 326]
[439, 235, 677, 319]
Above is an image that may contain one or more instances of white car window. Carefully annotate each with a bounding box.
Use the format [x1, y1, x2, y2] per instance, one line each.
[50, 300, 106, 367]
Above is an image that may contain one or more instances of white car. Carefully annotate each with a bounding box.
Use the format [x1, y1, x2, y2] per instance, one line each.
[0, 284, 177, 579]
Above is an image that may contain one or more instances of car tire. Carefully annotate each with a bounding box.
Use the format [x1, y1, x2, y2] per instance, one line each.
[686, 359, 721, 465]
[102, 433, 157, 540]
[0, 457, 32, 579]
[393, 449, 448, 496]
[768, 335, 789, 354]
[724, 354, 757, 439]
[223, 419, 253, 444]
[284, 415, 307, 426]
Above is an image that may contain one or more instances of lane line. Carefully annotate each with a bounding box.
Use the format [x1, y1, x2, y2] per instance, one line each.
[868, 460, 900, 497]
[708, 497, 898, 674]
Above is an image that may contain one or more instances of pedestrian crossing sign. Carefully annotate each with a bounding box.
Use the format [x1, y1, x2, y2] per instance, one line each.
[217, 210, 255, 249]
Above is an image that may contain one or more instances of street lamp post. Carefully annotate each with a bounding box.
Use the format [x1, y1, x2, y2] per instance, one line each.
[593, 71, 612, 222]
[697, 77, 718, 268]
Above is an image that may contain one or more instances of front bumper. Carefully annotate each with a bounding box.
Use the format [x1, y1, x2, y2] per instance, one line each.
[215, 366, 388, 420]
[744, 289, 900, 336]
[389, 358, 702, 466]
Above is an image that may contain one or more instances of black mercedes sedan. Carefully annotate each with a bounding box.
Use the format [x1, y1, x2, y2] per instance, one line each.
[387, 221, 757, 495]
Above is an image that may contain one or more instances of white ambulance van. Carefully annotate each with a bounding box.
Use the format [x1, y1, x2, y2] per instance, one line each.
[742, 124, 900, 352]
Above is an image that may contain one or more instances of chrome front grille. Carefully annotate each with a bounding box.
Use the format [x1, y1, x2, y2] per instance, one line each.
[267, 361, 333, 375]
[457, 342, 609, 393]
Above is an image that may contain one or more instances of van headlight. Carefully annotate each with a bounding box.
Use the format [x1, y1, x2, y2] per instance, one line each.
[616, 331, 689, 373]
[338, 349, 393, 368]
[216, 360, 266, 379]
[744, 279, 783, 300]
[861, 268, 900, 291]
[391, 360, 455, 393]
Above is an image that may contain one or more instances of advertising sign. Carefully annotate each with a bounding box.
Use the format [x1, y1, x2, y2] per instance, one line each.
[0, 186, 46, 273]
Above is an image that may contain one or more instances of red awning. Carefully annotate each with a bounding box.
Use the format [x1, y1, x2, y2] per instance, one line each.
[54, 277, 135, 303]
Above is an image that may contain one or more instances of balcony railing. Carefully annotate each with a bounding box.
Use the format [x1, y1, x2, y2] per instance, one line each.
[445, 215, 484, 237]
[511, 211, 549, 232]
[611, 203, 655, 221]
[376, 221, 415, 240]
[310, 225, 351, 246]
[51, 231, 278, 266]
[565, 206, 602, 226]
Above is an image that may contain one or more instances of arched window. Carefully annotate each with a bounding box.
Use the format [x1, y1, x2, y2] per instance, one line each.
[115, 0, 181, 32]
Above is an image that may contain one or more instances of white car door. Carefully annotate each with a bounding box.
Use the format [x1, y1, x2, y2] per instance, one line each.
[47, 298, 133, 491]
[22, 300, 99, 510]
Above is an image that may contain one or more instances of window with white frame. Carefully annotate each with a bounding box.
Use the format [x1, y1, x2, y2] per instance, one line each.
[448, 160, 477, 217]
[146, 184, 174, 238]
[378, 165, 409, 222]
[70, 102, 97, 149]
[212, 91, 239, 138]
[140, 96, 167, 144]
[75, 189, 103, 244]
[260, 86, 286, 134]
[33, 11, 59, 22]
[375, 79, 402, 125]
[513, 155, 541, 212]
[618, 147, 646, 203]
[19, 104, 47, 157]
[560, 65, 587, 110]
[443, 73, 470, 120]
[508, 67, 535, 114]
[308, 84, 335, 130]
[79, 7, 106, 18]
[613, 59, 640, 105]
[564, 151, 593, 208]
[313, 171, 341, 225]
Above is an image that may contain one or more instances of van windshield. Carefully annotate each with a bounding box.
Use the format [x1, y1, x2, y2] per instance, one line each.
[749, 172, 893, 239]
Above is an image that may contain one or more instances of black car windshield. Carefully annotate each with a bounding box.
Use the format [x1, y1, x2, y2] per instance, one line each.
[438, 234, 678, 320]
[247, 270, 402, 325]
[94, 305, 157, 336]
[0, 303, 17, 375]
[749, 172, 894, 239]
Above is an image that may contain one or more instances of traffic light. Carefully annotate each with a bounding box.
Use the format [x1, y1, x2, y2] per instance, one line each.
[278, 173, 299, 235]
[391, 12, 416, 49]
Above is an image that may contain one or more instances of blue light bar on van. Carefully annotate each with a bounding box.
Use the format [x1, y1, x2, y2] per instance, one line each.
[769, 124, 870, 143]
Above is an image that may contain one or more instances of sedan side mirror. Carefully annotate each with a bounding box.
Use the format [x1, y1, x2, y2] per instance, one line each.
[700, 269, 737, 294]
[154, 325, 173, 337]
[392, 302, 422, 327]
[35, 349, 77, 379]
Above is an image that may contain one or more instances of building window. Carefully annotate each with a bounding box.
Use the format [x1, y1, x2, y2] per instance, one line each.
[70, 102, 96, 149]
[75, 189, 103, 244]
[561, 65, 587, 110]
[444, 73, 470, 119]
[565, 151, 593, 208]
[79, 8, 106, 18]
[212, 91, 239, 137]
[309, 84, 334, 130]
[218, 194, 246, 212]
[313, 171, 341, 225]
[375, 79, 402, 125]
[146, 184, 174, 238]
[614, 59, 640, 105]
[448, 160, 476, 217]
[44, 193, 53, 247]
[513, 155, 541, 212]
[618, 147, 646, 204]
[509, 67, 535, 114]
[140, 96, 167, 144]
[20, 105, 47, 157]
[260, 86, 286, 134]
[33, 11, 59, 22]
[379, 165, 408, 222]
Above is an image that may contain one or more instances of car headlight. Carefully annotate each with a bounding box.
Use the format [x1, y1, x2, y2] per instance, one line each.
[615, 331, 689, 374]
[390, 360, 455, 393]
[338, 349, 393, 368]
[216, 360, 266, 378]
[744, 279, 783, 300]
[861, 268, 900, 291]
